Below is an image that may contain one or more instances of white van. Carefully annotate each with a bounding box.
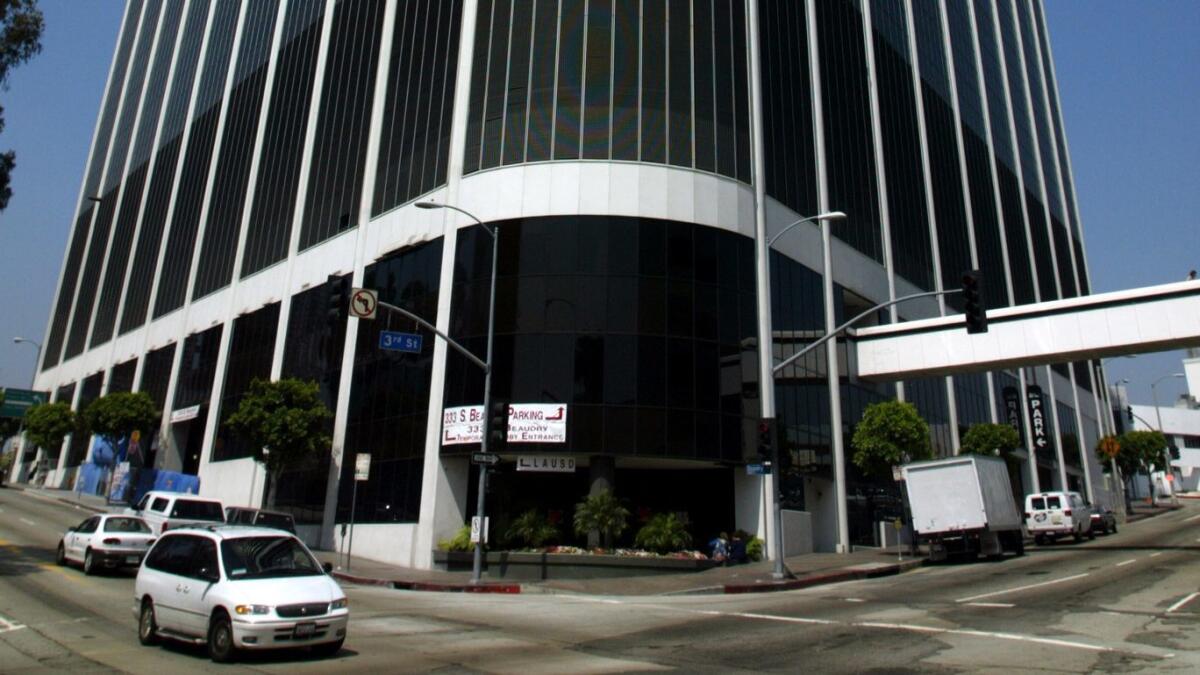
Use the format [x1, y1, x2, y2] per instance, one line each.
[1024, 491, 1093, 544]
[127, 490, 225, 535]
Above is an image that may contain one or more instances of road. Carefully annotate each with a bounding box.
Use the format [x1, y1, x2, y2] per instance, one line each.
[1, 486, 1197, 673]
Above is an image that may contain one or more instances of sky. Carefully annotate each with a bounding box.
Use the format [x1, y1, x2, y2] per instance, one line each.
[0, 1, 1196, 413]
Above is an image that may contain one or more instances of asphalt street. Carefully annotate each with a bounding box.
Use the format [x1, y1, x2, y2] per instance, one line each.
[0, 486, 1196, 674]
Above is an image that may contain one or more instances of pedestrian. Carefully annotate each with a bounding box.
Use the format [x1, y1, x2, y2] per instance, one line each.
[708, 531, 729, 563]
[729, 530, 749, 564]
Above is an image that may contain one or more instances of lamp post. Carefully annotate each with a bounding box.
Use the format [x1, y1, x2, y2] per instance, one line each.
[755, 211, 847, 578]
[12, 337, 43, 388]
[1150, 372, 1183, 503]
[415, 201, 498, 584]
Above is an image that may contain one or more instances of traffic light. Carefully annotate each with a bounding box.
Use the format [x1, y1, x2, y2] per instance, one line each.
[487, 400, 509, 450]
[757, 419, 774, 464]
[961, 270, 987, 334]
[327, 274, 350, 329]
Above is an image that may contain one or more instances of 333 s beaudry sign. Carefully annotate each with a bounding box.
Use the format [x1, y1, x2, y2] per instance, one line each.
[442, 403, 568, 445]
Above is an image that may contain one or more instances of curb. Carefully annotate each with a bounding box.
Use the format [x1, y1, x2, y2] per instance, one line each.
[331, 570, 521, 594]
[722, 559, 925, 594]
[6, 484, 107, 513]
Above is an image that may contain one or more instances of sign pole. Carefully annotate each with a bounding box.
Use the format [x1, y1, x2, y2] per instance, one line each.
[347, 477, 358, 572]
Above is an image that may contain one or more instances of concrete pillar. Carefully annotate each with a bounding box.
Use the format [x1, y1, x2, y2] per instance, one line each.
[587, 456, 616, 548]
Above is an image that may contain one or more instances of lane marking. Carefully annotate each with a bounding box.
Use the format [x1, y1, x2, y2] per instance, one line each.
[1182, 513, 1200, 523]
[37, 562, 83, 583]
[1166, 592, 1199, 614]
[956, 573, 1089, 603]
[1116, 559, 1137, 567]
[0, 615, 26, 633]
[966, 602, 1015, 608]
[566, 597, 1171, 659]
[845, 598, 866, 603]
[1150, 552, 1163, 558]
[19, 517, 36, 526]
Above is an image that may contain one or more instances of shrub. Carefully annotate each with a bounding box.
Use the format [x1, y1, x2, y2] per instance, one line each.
[505, 509, 559, 548]
[851, 400, 932, 480]
[573, 490, 630, 549]
[747, 536, 764, 562]
[437, 524, 473, 552]
[633, 513, 692, 554]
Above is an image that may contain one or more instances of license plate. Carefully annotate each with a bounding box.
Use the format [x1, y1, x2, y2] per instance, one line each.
[293, 622, 316, 638]
[125, 556, 140, 564]
[1051, 515, 1063, 524]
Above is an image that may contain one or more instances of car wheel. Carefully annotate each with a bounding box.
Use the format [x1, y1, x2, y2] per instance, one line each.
[55, 543, 66, 566]
[1111, 522, 1117, 534]
[138, 600, 160, 646]
[208, 612, 237, 663]
[1088, 528, 1095, 540]
[1074, 530, 1083, 543]
[313, 638, 344, 658]
[83, 549, 96, 575]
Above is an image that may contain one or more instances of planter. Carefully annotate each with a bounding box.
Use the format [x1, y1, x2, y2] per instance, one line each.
[432, 550, 717, 580]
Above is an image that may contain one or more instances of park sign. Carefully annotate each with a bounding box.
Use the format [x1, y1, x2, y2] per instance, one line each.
[442, 403, 569, 445]
[0, 388, 48, 419]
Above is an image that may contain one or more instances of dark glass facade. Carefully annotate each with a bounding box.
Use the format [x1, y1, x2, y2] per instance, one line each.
[465, 0, 750, 181]
[338, 242, 443, 523]
[212, 303, 279, 462]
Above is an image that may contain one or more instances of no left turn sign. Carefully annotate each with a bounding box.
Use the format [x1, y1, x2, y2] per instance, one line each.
[350, 288, 378, 319]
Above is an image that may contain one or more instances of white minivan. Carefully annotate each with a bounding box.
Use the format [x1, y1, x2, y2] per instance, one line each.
[1025, 491, 1094, 544]
[134, 525, 348, 662]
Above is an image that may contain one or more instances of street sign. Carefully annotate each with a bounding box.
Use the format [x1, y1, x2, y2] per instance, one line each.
[892, 465, 904, 482]
[379, 331, 422, 353]
[349, 288, 378, 319]
[471, 452, 500, 465]
[746, 463, 770, 475]
[470, 516, 489, 544]
[354, 453, 371, 481]
[442, 405, 484, 445]
[516, 455, 576, 472]
[0, 388, 48, 419]
[170, 404, 201, 423]
[1026, 385, 1049, 453]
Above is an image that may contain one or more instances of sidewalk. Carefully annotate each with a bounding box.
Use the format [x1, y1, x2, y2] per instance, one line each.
[314, 547, 926, 596]
[7, 483, 926, 596]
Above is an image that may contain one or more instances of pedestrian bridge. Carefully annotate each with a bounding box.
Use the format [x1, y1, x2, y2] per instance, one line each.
[854, 279, 1200, 381]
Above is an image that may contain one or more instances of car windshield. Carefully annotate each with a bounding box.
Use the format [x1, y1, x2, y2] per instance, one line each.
[254, 512, 295, 532]
[104, 517, 151, 533]
[171, 500, 224, 521]
[220, 536, 322, 580]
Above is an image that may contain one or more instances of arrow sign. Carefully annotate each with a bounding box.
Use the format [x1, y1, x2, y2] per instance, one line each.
[471, 452, 500, 465]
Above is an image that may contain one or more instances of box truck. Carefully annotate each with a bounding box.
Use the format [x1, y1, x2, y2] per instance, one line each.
[901, 455, 1024, 562]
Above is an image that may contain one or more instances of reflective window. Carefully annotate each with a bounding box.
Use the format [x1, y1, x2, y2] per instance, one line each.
[66, 373, 104, 467]
[109, 358, 138, 394]
[212, 303, 280, 462]
[241, 0, 325, 277]
[174, 324, 223, 411]
[299, 0, 387, 250]
[372, 0, 462, 215]
[338, 240, 444, 523]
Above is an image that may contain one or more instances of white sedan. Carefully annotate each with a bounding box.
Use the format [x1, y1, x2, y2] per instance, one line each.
[57, 514, 157, 574]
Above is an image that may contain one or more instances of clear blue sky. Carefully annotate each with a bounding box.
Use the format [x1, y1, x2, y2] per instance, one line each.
[0, 1, 1196, 411]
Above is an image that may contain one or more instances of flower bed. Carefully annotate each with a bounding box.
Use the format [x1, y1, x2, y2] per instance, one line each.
[432, 547, 718, 580]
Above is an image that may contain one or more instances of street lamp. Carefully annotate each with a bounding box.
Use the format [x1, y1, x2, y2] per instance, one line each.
[755, 211, 847, 578]
[1150, 372, 1184, 500]
[12, 337, 42, 388]
[415, 201, 498, 584]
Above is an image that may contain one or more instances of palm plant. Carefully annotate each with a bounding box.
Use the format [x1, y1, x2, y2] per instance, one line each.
[505, 509, 559, 548]
[573, 489, 629, 549]
[634, 513, 692, 554]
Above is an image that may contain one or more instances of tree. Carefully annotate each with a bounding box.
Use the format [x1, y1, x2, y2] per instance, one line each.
[1117, 430, 1168, 475]
[23, 401, 75, 453]
[959, 423, 1020, 458]
[573, 489, 630, 550]
[224, 378, 331, 506]
[504, 509, 559, 548]
[851, 400, 932, 480]
[82, 391, 159, 460]
[0, 0, 45, 211]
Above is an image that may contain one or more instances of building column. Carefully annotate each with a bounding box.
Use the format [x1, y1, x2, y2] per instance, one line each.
[586, 455, 617, 548]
